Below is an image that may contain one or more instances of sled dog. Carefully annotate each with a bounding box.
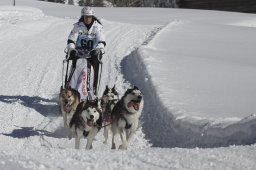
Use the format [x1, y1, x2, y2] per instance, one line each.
[59, 86, 80, 138]
[69, 99, 102, 149]
[101, 85, 119, 144]
[111, 86, 144, 150]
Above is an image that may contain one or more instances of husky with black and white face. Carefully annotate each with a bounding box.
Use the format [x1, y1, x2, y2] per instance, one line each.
[101, 85, 119, 144]
[69, 99, 102, 149]
[111, 86, 144, 150]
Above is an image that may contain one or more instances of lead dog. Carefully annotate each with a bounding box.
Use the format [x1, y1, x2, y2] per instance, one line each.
[111, 86, 144, 150]
[69, 99, 102, 149]
[59, 86, 80, 138]
[101, 85, 119, 144]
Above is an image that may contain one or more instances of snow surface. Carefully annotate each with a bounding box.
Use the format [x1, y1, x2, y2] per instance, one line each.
[1, 0, 256, 169]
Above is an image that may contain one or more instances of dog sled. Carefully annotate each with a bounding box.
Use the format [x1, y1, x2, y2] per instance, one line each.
[59, 48, 105, 148]
[61, 48, 103, 100]
[59, 49, 144, 149]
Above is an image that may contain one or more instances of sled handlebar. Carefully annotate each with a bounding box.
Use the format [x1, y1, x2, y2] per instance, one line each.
[64, 48, 103, 64]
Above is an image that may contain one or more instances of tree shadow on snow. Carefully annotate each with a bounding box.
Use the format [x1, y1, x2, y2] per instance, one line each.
[0, 95, 60, 117]
[0, 95, 69, 139]
[2, 126, 67, 139]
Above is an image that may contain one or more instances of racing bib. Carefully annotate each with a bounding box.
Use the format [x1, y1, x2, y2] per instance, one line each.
[76, 31, 97, 57]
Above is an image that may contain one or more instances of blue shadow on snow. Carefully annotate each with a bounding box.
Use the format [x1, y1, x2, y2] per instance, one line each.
[0, 95, 59, 117]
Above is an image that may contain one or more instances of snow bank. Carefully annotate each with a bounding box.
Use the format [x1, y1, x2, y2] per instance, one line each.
[121, 43, 256, 148]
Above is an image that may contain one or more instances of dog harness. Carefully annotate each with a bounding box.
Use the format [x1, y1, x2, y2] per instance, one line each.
[101, 98, 118, 123]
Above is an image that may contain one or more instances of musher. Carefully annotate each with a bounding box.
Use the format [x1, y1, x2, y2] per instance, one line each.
[66, 6, 106, 100]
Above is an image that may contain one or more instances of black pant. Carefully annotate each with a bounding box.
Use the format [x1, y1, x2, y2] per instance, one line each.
[87, 57, 101, 95]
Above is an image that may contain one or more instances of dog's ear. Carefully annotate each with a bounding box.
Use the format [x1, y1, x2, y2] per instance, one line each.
[82, 100, 89, 110]
[95, 97, 99, 103]
[124, 88, 131, 97]
[134, 86, 139, 90]
[60, 86, 63, 92]
[106, 85, 109, 90]
[67, 86, 72, 90]
[75, 102, 85, 112]
[112, 85, 119, 96]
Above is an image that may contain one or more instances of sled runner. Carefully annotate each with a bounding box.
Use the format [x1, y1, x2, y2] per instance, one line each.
[61, 48, 103, 100]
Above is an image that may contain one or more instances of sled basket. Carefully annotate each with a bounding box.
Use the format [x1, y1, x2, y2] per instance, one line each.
[61, 48, 103, 97]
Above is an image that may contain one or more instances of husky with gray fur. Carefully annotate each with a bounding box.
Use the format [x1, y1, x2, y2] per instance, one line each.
[101, 85, 119, 144]
[69, 99, 102, 149]
[59, 86, 80, 139]
[111, 86, 144, 150]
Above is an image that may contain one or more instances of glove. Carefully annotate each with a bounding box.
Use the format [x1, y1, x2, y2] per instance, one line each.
[68, 49, 78, 60]
[90, 48, 102, 60]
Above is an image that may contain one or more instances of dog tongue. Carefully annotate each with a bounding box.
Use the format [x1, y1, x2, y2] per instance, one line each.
[128, 101, 139, 111]
[64, 104, 71, 113]
[87, 120, 94, 127]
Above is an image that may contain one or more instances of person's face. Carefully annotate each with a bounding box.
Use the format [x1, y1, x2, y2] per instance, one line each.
[84, 15, 93, 25]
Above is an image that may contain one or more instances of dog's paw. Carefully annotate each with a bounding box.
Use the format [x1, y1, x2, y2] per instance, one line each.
[118, 144, 128, 150]
[85, 144, 93, 150]
[67, 130, 72, 140]
[111, 143, 116, 149]
[64, 122, 68, 128]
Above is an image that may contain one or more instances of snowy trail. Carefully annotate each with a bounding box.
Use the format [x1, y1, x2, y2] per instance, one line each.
[0, 13, 71, 151]
[0, 17, 66, 97]
[0, 7, 154, 151]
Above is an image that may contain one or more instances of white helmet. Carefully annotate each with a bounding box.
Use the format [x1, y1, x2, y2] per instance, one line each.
[81, 6, 95, 16]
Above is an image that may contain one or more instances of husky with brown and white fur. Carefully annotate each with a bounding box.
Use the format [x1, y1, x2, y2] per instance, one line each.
[69, 99, 102, 149]
[101, 85, 119, 144]
[59, 86, 80, 139]
[111, 86, 144, 150]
